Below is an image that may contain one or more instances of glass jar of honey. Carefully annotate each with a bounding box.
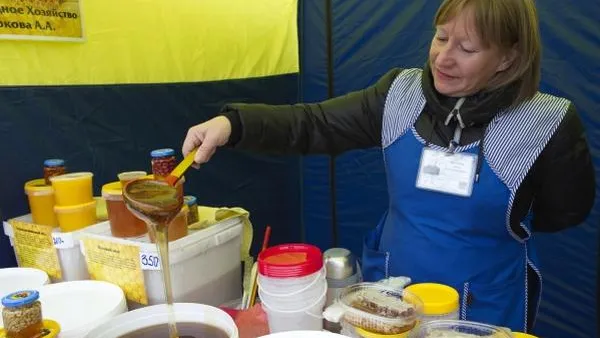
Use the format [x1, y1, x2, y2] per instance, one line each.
[43, 159, 66, 185]
[2, 290, 44, 338]
[150, 148, 177, 180]
[102, 181, 148, 238]
[184, 195, 199, 225]
[149, 205, 189, 243]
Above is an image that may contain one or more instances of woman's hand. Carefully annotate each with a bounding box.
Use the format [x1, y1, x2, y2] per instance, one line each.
[182, 116, 232, 165]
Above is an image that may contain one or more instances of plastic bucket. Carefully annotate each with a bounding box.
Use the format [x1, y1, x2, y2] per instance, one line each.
[24, 178, 59, 226]
[0, 267, 49, 298]
[54, 200, 97, 232]
[258, 268, 327, 310]
[84, 303, 239, 338]
[261, 286, 328, 333]
[49, 172, 94, 206]
[258, 244, 328, 332]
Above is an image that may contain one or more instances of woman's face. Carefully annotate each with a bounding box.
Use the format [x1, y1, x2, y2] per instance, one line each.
[429, 8, 513, 97]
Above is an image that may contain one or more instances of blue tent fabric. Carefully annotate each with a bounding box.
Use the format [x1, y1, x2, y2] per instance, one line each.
[299, 0, 600, 337]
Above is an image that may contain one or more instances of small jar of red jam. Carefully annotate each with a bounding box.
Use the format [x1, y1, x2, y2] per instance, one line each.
[150, 148, 177, 180]
[43, 159, 66, 185]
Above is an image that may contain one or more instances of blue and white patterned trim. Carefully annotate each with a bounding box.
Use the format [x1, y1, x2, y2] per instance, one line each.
[461, 282, 470, 320]
[526, 243, 543, 331]
[384, 251, 390, 279]
[382, 68, 425, 148]
[523, 244, 529, 332]
[484, 93, 570, 241]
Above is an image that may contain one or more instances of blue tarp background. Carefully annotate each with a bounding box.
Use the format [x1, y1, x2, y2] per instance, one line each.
[299, 1, 600, 337]
[0, 1, 598, 337]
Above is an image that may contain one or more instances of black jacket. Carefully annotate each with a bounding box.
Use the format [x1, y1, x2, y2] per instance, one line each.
[221, 67, 595, 235]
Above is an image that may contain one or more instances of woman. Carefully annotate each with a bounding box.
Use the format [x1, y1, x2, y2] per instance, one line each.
[182, 0, 595, 332]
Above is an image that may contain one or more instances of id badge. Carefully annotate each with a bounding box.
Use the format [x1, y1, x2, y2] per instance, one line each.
[416, 147, 477, 197]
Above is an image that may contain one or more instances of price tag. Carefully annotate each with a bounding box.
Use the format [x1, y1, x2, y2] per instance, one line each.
[82, 238, 148, 305]
[139, 252, 161, 271]
[51, 232, 74, 249]
[10, 219, 62, 280]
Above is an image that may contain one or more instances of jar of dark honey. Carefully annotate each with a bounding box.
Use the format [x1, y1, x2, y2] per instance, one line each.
[149, 205, 189, 243]
[150, 148, 177, 180]
[2, 290, 43, 338]
[43, 159, 66, 185]
[102, 181, 148, 238]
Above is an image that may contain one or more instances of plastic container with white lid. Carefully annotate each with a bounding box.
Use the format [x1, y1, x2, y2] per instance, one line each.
[323, 282, 424, 335]
[407, 320, 513, 338]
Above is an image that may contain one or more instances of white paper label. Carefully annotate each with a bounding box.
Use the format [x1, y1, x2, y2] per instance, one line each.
[139, 251, 161, 271]
[52, 232, 75, 249]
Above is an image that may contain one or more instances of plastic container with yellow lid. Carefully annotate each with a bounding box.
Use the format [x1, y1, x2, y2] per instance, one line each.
[54, 200, 97, 232]
[24, 178, 59, 227]
[49, 172, 94, 206]
[102, 181, 148, 238]
[404, 283, 459, 323]
[513, 333, 538, 338]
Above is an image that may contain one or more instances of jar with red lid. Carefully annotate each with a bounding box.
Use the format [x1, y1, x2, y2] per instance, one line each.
[43, 159, 66, 185]
[150, 148, 177, 180]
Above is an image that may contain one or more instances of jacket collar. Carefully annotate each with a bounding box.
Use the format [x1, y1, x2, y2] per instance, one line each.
[421, 62, 519, 127]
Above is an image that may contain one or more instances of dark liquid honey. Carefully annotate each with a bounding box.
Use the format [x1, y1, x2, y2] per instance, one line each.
[118, 322, 229, 338]
[123, 179, 184, 338]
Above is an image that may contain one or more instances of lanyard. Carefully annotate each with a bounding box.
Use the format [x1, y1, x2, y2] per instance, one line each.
[425, 97, 485, 182]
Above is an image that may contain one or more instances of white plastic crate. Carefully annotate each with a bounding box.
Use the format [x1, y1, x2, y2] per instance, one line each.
[80, 216, 244, 309]
[3, 214, 105, 282]
[3, 213, 244, 309]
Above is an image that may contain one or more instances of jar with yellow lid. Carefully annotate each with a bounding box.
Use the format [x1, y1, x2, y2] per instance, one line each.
[102, 181, 148, 238]
[24, 179, 58, 227]
[404, 283, 459, 323]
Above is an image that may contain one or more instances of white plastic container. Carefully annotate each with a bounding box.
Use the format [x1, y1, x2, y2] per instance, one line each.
[0, 280, 127, 338]
[84, 303, 239, 338]
[80, 215, 244, 308]
[257, 243, 328, 333]
[0, 267, 50, 298]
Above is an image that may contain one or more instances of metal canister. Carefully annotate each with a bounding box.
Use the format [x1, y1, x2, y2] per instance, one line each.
[323, 247, 360, 332]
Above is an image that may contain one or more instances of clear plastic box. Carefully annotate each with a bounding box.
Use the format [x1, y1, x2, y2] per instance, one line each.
[408, 320, 514, 338]
[324, 282, 424, 335]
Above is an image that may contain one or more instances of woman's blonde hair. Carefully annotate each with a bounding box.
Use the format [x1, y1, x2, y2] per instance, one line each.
[434, 0, 541, 103]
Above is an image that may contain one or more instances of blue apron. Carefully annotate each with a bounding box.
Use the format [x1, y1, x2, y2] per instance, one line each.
[361, 68, 570, 332]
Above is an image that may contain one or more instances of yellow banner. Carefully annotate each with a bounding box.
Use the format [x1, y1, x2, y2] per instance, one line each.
[82, 238, 148, 305]
[10, 219, 62, 281]
[0, 0, 83, 41]
[0, 0, 297, 86]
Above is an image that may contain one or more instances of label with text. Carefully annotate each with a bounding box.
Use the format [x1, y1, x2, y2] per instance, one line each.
[83, 238, 148, 305]
[10, 219, 62, 280]
[0, 0, 83, 41]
